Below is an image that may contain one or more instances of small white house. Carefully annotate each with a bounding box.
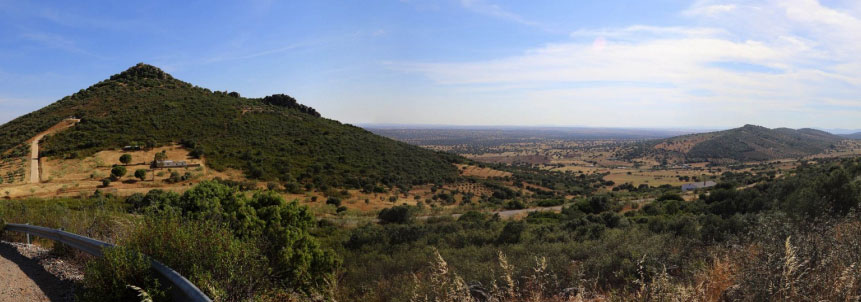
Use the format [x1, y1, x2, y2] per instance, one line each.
[155, 160, 188, 168]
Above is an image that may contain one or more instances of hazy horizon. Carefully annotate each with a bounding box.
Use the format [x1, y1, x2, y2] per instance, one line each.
[360, 123, 861, 135]
[1, 1, 861, 129]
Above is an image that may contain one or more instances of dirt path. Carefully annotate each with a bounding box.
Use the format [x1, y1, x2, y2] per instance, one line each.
[0, 242, 75, 302]
[483, 205, 564, 219]
[29, 136, 41, 184]
[28, 119, 80, 184]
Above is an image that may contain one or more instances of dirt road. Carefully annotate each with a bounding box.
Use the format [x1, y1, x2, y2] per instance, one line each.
[0, 242, 75, 302]
[29, 136, 41, 184]
[27, 119, 80, 184]
[472, 205, 564, 219]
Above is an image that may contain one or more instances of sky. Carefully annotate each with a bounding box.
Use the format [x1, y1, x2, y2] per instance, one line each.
[1, 0, 860, 130]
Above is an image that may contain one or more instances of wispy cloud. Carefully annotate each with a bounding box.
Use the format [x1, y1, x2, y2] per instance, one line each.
[19, 31, 103, 58]
[459, 0, 538, 26]
[388, 0, 861, 127]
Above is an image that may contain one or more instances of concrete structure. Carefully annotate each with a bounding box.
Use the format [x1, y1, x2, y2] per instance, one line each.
[155, 160, 188, 168]
[681, 181, 717, 191]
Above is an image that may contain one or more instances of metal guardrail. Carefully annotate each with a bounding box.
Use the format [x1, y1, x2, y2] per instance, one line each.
[3, 223, 212, 302]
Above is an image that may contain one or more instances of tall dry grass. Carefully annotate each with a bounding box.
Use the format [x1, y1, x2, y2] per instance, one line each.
[409, 216, 861, 302]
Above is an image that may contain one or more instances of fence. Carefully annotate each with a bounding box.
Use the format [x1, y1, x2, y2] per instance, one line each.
[3, 223, 212, 302]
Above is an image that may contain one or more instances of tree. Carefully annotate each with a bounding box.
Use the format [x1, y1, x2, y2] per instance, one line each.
[378, 205, 417, 224]
[134, 169, 147, 181]
[154, 151, 167, 163]
[111, 166, 127, 180]
[119, 154, 132, 165]
[102, 179, 111, 187]
[326, 197, 342, 207]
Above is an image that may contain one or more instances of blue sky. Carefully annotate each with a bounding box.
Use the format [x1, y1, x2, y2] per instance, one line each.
[1, 0, 860, 130]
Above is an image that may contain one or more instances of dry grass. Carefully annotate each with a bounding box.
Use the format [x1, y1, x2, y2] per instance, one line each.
[457, 164, 512, 179]
[409, 217, 861, 302]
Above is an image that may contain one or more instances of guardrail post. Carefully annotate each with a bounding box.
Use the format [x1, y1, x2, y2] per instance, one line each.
[25, 223, 30, 245]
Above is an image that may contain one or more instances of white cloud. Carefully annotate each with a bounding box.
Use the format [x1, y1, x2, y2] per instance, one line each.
[683, 4, 737, 16]
[387, 0, 861, 128]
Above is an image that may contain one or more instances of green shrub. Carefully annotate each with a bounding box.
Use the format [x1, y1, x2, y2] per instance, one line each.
[535, 198, 565, 207]
[127, 181, 339, 294]
[80, 246, 166, 302]
[110, 166, 126, 180]
[134, 169, 147, 181]
[326, 197, 341, 207]
[378, 205, 418, 224]
[123, 217, 268, 301]
[504, 199, 526, 210]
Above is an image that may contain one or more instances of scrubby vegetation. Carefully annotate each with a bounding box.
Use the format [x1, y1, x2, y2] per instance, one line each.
[1, 46, 858, 302]
[0, 63, 460, 190]
[1, 148, 860, 301]
[1, 181, 339, 301]
[328, 157, 861, 301]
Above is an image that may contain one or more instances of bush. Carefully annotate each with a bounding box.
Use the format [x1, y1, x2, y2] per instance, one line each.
[122, 217, 268, 301]
[378, 205, 418, 224]
[80, 246, 166, 302]
[504, 199, 526, 210]
[536, 198, 565, 207]
[119, 154, 132, 165]
[656, 193, 684, 202]
[326, 197, 341, 207]
[571, 195, 612, 214]
[110, 166, 126, 180]
[496, 221, 526, 244]
[134, 169, 147, 181]
[119, 182, 339, 295]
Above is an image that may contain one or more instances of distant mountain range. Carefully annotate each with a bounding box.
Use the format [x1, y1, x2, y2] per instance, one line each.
[0, 64, 460, 188]
[627, 124, 846, 163]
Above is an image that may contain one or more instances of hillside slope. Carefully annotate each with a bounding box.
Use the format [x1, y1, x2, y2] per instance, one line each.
[843, 132, 861, 140]
[0, 64, 460, 189]
[627, 124, 844, 163]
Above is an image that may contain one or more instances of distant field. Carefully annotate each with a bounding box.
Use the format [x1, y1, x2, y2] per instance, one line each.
[371, 127, 861, 191]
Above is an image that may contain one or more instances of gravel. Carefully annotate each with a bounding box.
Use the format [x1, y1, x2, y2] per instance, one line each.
[0, 241, 82, 302]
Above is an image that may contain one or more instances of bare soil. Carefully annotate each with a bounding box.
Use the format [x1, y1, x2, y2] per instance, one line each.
[0, 241, 78, 302]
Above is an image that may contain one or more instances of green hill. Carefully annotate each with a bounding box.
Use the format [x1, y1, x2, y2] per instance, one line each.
[0, 63, 460, 189]
[627, 124, 844, 163]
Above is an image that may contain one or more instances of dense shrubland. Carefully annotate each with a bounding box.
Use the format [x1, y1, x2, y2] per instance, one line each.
[0, 63, 461, 190]
[1, 158, 860, 301]
[1, 180, 338, 301]
[332, 157, 861, 301]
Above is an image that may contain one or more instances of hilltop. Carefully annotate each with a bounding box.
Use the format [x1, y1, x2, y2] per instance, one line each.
[626, 124, 845, 163]
[0, 63, 460, 189]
